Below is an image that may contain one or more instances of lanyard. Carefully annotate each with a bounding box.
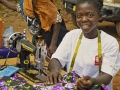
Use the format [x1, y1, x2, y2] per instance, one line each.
[69, 30, 102, 76]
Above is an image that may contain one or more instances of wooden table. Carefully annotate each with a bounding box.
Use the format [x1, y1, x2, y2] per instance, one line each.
[0, 55, 67, 85]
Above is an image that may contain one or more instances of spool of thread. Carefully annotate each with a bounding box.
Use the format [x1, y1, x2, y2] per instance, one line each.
[23, 29, 26, 39]
[0, 18, 2, 48]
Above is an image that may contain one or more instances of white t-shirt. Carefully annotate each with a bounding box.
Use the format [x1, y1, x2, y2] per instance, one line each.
[51, 29, 120, 90]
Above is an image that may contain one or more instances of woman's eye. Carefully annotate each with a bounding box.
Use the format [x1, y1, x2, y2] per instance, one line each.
[88, 14, 94, 18]
[76, 14, 82, 18]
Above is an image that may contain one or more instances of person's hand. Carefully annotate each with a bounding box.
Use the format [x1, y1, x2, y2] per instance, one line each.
[45, 70, 62, 84]
[47, 44, 57, 57]
[75, 76, 93, 90]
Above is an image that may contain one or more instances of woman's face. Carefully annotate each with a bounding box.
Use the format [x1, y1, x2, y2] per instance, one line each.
[76, 3, 101, 34]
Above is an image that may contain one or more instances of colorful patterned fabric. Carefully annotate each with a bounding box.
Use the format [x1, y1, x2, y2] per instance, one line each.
[34, 71, 109, 90]
[0, 71, 109, 90]
[0, 74, 34, 90]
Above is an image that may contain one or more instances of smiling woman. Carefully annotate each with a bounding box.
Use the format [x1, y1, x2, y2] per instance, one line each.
[46, 0, 120, 90]
[0, 0, 120, 90]
[63, 0, 120, 37]
[75, 0, 103, 38]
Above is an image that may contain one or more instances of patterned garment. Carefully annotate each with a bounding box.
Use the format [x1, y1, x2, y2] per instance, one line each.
[17, 1, 62, 36]
[17, 2, 40, 36]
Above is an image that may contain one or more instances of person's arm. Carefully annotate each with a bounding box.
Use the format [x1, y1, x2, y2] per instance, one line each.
[0, 0, 17, 11]
[46, 31, 71, 84]
[92, 72, 112, 85]
[46, 58, 62, 84]
[76, 72, 112, 89]
[77, 38, 120, 89]
[50, 22, 61, 51]
[47, 7, 63, 56]
[48, 22, 61, 56]
[51, 22, 60, 46]
[48, 58, 62, 72]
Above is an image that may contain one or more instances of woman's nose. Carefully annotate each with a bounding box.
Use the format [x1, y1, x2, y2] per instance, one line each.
[81, 16, 87, 22]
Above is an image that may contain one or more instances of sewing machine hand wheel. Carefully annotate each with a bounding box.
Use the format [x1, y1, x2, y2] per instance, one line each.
[8, 32, 23, 53]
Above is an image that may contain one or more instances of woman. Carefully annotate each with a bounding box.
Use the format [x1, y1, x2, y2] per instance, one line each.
[46, 0, 120, 90]
[0, 0, 68, 57]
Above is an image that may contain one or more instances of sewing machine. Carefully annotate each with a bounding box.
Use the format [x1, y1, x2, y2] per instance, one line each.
[7, 32, 47, 82]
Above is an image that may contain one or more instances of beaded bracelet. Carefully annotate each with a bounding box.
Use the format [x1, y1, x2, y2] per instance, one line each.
[53, 12, 62, 24]
[16, 4, 21, 13]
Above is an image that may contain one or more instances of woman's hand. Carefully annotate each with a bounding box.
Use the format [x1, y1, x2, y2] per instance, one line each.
[75, 76, 93, 90]
[45, 70, 62, 84]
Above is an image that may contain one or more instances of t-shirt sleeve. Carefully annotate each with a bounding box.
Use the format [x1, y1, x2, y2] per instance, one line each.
[51, 32, 71, 68]
[101, 39, 120, 77]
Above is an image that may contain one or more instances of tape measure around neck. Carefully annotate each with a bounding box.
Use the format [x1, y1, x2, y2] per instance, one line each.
[69, 30, 102, 76]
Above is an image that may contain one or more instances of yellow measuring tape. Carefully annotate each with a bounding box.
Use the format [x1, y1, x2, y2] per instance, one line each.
[69, 30, 102, 75]
[98, 30, 102, 76]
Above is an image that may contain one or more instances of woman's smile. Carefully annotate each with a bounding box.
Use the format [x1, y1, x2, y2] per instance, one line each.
[81, 24, 90, 30]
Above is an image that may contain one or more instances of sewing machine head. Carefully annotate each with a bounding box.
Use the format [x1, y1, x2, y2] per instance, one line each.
[7, 32, 47, 82]
[8, 32, 36, 54]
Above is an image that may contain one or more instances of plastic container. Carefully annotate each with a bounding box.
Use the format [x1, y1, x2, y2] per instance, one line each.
[3, 26, 14, 48]
[0, 18, 2, 48]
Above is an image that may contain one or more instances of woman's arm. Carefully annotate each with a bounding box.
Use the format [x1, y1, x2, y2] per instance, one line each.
[49, 0, 60, 53]
[48, 10, 63, 56]
[76, 72, 112, 89]
[48, 22, 61, 56]
[48, 58, 62, 72]
[92, 72, 112, 85]
[0, 0, 17, 11]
